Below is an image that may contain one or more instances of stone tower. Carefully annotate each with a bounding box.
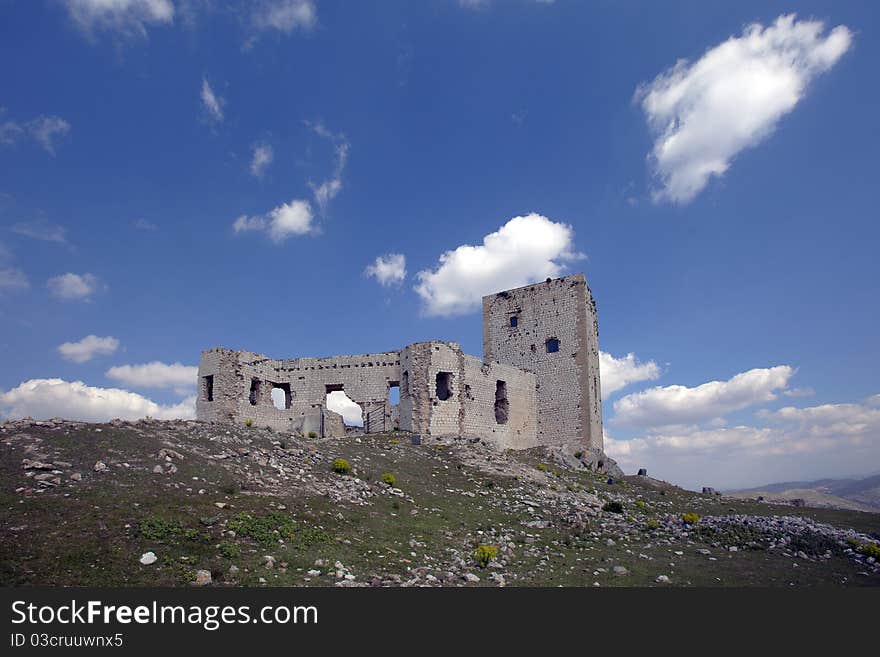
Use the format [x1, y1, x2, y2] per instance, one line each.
[481, 273, 603, 451]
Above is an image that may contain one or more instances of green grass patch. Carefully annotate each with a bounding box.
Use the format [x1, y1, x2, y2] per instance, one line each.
[139, 516, 199, 542]
[227, 512, 297, 547]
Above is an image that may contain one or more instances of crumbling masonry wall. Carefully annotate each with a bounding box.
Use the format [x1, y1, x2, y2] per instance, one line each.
[399, 342, 537, 449]
[197, 348, 402, 436]
[198, 341, 537, 449]
[482, 273, 603, 451]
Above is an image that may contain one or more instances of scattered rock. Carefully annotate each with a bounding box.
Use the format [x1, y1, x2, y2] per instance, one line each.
[195, 569, 212, 586]
[93, 461, 108, 472]
[140, 551, 157, 565]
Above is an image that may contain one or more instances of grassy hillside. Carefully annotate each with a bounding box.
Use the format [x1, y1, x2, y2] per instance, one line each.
[2, 418, 879, 587]
[729, 475, 880, 512]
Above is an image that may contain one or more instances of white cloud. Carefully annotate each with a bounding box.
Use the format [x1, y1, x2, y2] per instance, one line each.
[0, 267, 29, 295]
[305, 121, 349, 215]
[0, 114, 71, 155]
[459, 0, 554, 8]
[760, 400, 880, 439]
[606, 395, 880, 490]
[28, 116, 72, 155]
[326, 390, 363, 427]
[200, 77, 224, 123]
[636, 14, 852, 204]
[63, 0, 174, 39]
[253, 0, 316, 33]
[58, 335, 120, 364]
[613, 365, 793, 427]
[105, 361, 198, 390]
[365, 253, 407, 287]
[233, 122, 345, 241]
[0, 121, 23, 144]
[414, 213, 582, 317]
[0, 378, 195, 422]
[250, 142, 274, 177]
[233, 199, 315, 242]
[47, 273, 103, 301]
[600, 351, 660, 397]
[11, 219, 67, 243]
[131, 218, 157, 230]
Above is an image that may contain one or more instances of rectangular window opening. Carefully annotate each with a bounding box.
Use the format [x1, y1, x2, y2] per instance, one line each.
[203, 375, 214, 402]
[435, 371, 453, 401]
[494, 380, 509, 424]
[271, 382, 292, 410]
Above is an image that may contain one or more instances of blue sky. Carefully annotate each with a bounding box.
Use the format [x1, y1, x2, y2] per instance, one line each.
[1, 1, 878, 489]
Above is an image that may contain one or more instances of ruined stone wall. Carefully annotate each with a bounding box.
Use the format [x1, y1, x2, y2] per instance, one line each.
[198, 341, 538, 449]
[197, 347, 402, 434]
[398, 341, 536, 448]
[482, 273, 603, 451]
[459, 356, 537, 449]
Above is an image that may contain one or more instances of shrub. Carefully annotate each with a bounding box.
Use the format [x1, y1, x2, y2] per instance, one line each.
[646, 519, 660, 530]
[602, 500, 624, 514]
[244, 419, 253, 427]
[536, 463, 548, 472]
[332, 458, 351, 475]
[847, 537, 862, 549]
[139, 516, 198, 542]
[389, 438, 400, 445]
[681, 513, 700, 525]
[381, 472, 396, 487]
[474, 544, 499, 568]
[307, 431, 318, 439]
[218, 542, 241, 558]
[227, 512, 296, 547]
[574, 451, 583, 459]
[860, 543, 880, 559]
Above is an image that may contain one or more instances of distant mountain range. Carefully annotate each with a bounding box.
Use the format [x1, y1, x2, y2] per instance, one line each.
[728, 474, 880, 512]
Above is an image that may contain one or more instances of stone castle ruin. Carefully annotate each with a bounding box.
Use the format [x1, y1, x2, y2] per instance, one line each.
[197, 273, 604, 457]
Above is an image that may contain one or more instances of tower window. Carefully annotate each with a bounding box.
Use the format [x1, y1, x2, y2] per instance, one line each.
[435, 371, 453, 401]
[202, 375, 214, 402]
[545, 338, 559, 353]
[509, 316, 518, 328]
